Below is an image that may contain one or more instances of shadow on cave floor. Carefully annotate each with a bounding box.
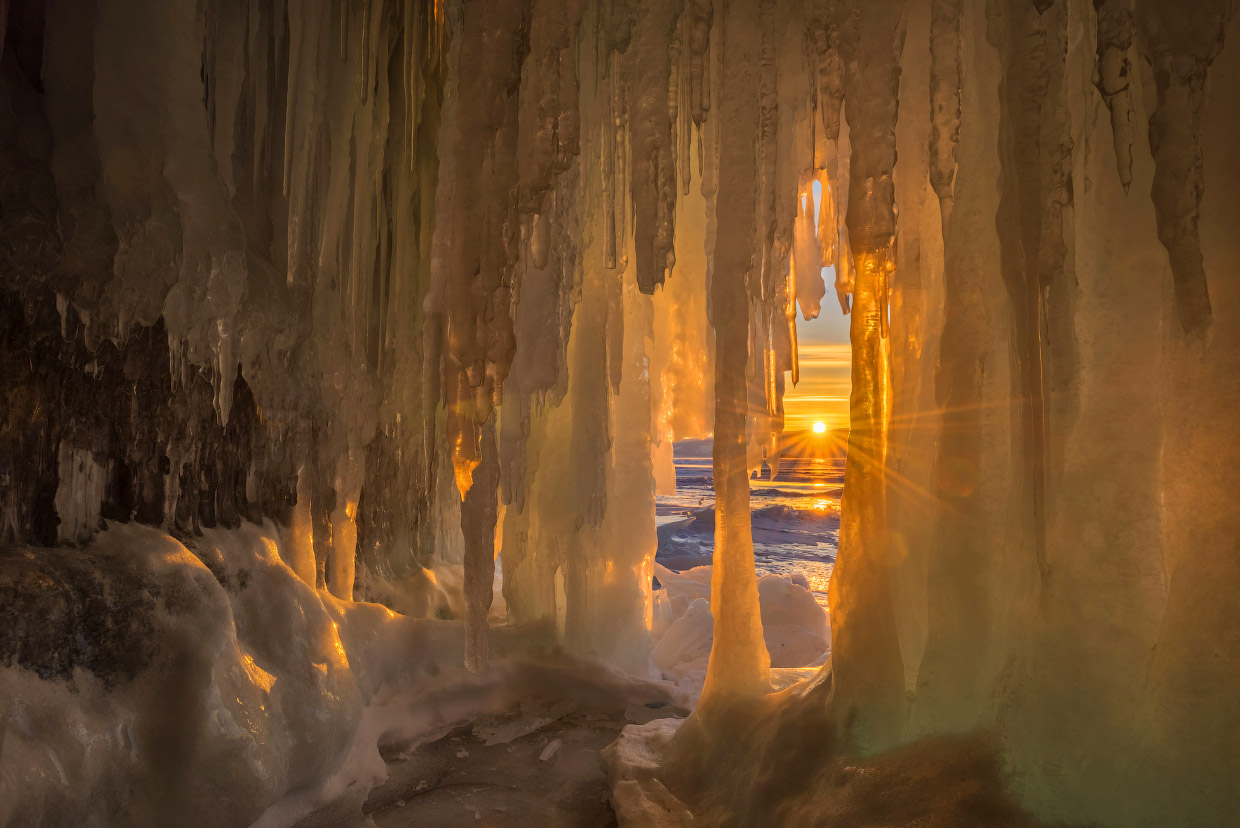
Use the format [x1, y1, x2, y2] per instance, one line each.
[296, 704, 685, 828]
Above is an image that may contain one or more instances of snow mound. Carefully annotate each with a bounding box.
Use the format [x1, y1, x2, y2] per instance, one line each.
[650, 563, 830, 684]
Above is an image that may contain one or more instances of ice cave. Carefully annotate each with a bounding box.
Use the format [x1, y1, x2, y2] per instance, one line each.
[2, 0, 1238, 825]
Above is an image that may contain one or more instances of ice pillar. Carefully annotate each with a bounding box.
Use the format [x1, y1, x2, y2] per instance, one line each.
[699, 0, 771, 706]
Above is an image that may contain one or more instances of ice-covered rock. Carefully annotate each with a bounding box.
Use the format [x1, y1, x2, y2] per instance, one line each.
[0, 523, 362, 828]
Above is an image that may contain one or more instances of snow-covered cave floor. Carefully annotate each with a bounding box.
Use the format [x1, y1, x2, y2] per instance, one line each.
[295, 701, 683, 828]
[0, 517, 833, 828]
[1, 521, 1067, 828]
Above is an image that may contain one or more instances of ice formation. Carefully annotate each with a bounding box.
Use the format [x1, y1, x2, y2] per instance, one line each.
[3, 0, 1240, 826]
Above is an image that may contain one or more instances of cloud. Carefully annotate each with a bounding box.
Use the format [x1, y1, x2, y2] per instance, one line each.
[795, 342, 853, 368]
[784, 340, 851, 430]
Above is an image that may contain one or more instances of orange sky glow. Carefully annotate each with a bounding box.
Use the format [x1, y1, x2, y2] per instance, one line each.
[784, 274, 851, 434]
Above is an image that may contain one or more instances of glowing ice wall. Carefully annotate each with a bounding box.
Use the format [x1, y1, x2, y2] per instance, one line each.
[817, 1, 1240, 825]
[2, 0, 455, 606]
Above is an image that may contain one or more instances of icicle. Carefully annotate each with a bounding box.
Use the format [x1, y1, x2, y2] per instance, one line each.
[786, 263, 800, 385]
[339, 0, 348, 62]
[359, 0, 370, 105]
[1092, 0, 1135, 193]
[612, 53, 629, 270]
[668, 16, 682, 181]
[830, 0, 905, 754]
[930, 0, 962, 227]
[793, 173, 826, 319]
[56, 293, 69, 341]
[603, 76, 619, 269]
[1136, 0, 1230, 334]
[607, 266, 625, 394]
[626, 0, 682, 294]
[444, 0, 532, 490]
[699, 0, 772, 707]
[685, 0, 713, 127]
[678, 30, 693, 196]
[530, 213, 549, 269]
[810, 0, 846, 298]
[835, 221, 854, 314]
[462, 417, 499, 671]
[215, 317, 235, 427]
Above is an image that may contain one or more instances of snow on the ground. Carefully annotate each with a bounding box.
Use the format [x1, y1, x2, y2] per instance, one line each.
[1, 521, 831, 828]
[649, 562, 831, 702]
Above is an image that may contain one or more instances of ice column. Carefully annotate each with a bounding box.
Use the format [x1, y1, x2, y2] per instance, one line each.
[699, 0, 771, 706]
[827, 0, 905, 754]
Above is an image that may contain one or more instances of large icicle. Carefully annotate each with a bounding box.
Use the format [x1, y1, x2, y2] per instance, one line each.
[443, 0, 530, 497]
[1137, 0, 1231, 333]
[462, 418, 499, 671]
[1092, 0, 1136, 192]
[828, 0, 905, 754]
[626, 0, 684, 294]
[929, 0, 962, 229]
[698, 0, 771, 706]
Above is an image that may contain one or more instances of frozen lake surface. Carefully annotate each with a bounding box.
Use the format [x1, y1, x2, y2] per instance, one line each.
[655, 440, 841, 609]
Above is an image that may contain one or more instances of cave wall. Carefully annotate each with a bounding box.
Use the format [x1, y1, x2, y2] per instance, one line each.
[0, 0, 447, 601]
[831, 1, 1240, 825]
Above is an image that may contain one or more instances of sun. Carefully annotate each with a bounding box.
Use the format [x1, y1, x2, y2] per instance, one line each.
[812, 421, 827, 434]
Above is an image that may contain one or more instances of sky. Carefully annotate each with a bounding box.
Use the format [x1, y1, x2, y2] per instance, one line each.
[784, 266, 852, 434]
[782, 181, 852, 435]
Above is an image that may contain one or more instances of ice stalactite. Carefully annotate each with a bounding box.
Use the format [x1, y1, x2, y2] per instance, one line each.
[1139, 17, 1240, 821]
[1092, 0, 1136, 192]
[1137, 0, 1232, 334]
[494, 0, 671, 671]
[807, 0, 850, 316]
[887, 0, 941, 699]
[908, 0, 1015, 737]
[792, 175, 826, 321]
[327, 450, 363, 600]
[626, 0, 684, 295]
[697, 0, 770, 706]
[437, 0, 531, 645]
[443, 0, 529, 498]
[651, 141, 715, 466]
[685, 0, 713, 130]
[564, 277, 660, 672]
[462, 418, 499, 671]
[989, 0, 1081, 590]
[929, 0, 962, 229]
[827, 0, 905, 754]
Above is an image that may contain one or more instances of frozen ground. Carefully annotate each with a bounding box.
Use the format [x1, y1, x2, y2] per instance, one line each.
[1, 521, 816, 828]
[295, 703, 689, 828]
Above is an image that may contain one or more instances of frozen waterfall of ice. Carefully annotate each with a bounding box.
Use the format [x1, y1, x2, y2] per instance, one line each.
[2, 0, 1240, 826]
